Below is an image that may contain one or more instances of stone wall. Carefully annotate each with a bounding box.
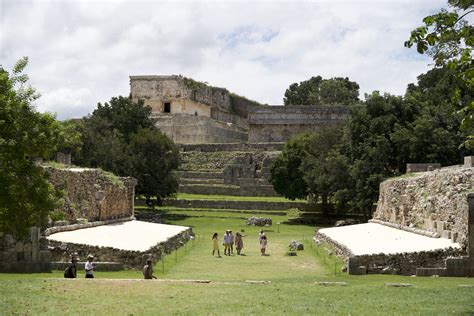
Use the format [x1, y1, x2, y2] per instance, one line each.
[44, 166, 137, 223]
[347, 248, 463, 275]
[179, 142, 284, 152]
[247, 105, 350, 142]
[372, 165, 473, 248]
[152, 115, 248, 144]
[406, 163, 441, 173]
[48, 227, 193, 269]
[0, 227, 51, 273]
[160, 198, 306, 211]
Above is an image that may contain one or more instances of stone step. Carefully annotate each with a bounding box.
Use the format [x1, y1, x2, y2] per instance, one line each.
[176, 171, 224, 179]
[179, 178, 225, 185]
[178, 183, 279, 197]
[178, 142, 284, 152]
[163, 198, 307, 211]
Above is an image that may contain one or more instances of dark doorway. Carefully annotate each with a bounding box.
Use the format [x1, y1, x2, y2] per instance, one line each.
[164, 102, 171, 113]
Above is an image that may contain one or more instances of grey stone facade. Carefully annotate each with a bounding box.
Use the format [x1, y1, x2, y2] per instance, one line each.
[130, 75, 350, 144]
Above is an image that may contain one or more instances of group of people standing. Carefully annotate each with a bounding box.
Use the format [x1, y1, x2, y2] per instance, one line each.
[212, 229, 268, 257]
[212, 230, 244, 257]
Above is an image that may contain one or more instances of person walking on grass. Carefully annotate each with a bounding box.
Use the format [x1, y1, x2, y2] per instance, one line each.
[223, 230, 232, 256]
[260, 235, 268, 256]
[212, 232, 222, 257]
[85, 254, 95, 278]
[143, 258, 157, 279]
[235, 232, 244, 255]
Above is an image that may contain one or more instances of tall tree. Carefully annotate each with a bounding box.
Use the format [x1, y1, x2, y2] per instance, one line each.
[75, 96, 180, 205]
[284, 76, 359, 105]
[405, 0, 473, 148]
[302, 128, 351, 215]
[269, 133, 312, 200]
[0, 57, 62, 238]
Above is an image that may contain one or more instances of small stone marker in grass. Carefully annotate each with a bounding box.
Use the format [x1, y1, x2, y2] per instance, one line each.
[314, 282, 348, 286]
[384, 283, 411, 287]
[245, 280, 271, 284]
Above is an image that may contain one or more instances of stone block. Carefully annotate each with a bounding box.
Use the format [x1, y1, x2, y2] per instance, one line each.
[464, 156, 474, 167]
[23, 242, 32, 253]
[54, 220, 69, 227]
[2, 251, 16, 262]
[416, 267, 446, 277]
[24, 251, 32, 262]
[38, 250, 51, 263]
[14, 242, 23, 252]
[445, 257, 469, 277]
[348, 257, 367, 275]
[441, 230, 452, 239]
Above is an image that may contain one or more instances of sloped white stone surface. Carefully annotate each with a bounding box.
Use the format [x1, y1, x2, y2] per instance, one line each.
[47, 220, 189, 252]
[318, 223, 460, 256]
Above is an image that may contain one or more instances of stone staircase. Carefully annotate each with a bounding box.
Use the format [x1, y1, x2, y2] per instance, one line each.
[176, 144, 281, 197]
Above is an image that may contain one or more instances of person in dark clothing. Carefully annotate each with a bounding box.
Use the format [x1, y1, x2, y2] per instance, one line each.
[143, 258, 157, 279]
[64, 254, 78, 278]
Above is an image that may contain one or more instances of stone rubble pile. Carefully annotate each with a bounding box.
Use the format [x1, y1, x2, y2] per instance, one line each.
[246, 216, 272, 226]
[289, 240, 304, 251]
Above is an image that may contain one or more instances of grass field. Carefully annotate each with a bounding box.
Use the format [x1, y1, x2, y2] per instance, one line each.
[1, 208, 473, 315]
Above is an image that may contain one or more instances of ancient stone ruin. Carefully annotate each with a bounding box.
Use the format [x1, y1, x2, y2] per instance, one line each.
[0, 161, 193, 272]
[317, 157, 474, 277]
[246, 216, 273, 226]
[130, 75, 349, 144]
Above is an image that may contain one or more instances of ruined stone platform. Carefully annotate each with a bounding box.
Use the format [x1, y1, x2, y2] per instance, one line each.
[318, 223, 460, 256]
[46, 220, 189, 252]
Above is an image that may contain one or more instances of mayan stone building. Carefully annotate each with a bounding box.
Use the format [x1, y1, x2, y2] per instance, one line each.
[130, 75, 350, 144]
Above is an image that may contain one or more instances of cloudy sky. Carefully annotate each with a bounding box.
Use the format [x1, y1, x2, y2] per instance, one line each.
[1, 0, 447, 120]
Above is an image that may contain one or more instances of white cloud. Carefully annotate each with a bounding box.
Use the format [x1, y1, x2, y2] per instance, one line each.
[0, 0, 449, 118]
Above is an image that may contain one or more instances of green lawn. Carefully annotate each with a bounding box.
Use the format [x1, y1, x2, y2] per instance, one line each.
[1, 208, 473, 315]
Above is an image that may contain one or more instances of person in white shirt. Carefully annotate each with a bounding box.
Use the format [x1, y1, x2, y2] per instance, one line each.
[85, 254, 94, 278]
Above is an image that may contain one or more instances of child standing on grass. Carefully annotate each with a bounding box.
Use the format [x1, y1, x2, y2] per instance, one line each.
[235, 232, 244, 255]
[212, 233, 221, 257]
[260, 235, 267, 256]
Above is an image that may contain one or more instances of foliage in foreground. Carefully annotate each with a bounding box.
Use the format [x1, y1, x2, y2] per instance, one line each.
[405, 0, 473, 148]
[0, 58, 62, 238]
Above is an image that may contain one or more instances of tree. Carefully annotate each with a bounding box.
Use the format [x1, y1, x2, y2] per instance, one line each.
[74, 95, 180, 204]
[0, 57, 61, 238]
[269, 133, 312, 200]
[284, 76, 359, 105]
[129, 128, 180, 205]
[405, 0, 473, 148]
[302, 128, 351, 215]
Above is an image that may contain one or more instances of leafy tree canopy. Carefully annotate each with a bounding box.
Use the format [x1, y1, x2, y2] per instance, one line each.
[73, 96, 180, 205]
[284, 76, 359, 106]
[405, 0, 473, 148]
[0, 57, 62, 238]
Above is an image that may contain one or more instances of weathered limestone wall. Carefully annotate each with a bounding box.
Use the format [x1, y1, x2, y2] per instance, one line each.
[152, 115, 248, 144]
[373, 166, 473, 248]
[0, 227, 51, 272]
[44, 167, 137, 223]
[248, 105, 350, 142]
